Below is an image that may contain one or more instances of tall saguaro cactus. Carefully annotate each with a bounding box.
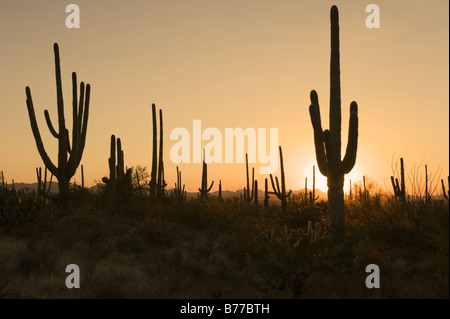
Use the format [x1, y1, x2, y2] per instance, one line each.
[25, 43, 90, 203]
[150, 104, 166, 203]
[308, 6, 359, 240]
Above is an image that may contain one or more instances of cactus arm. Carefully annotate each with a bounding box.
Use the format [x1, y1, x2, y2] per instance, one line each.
[53, 44, 66, 136]
[77, 82, 85, 144]
[390, 176, 398, 196]
[68, 83, 90, 175]
[65, 129, 72, 154]
[342, 101, 358, 174]
[44, 110, 59, 138]
[207, 181, 214, 193]
[309, 91, 328, 176]
[77, 83, 90, 163]
[25, 88, 59, 176]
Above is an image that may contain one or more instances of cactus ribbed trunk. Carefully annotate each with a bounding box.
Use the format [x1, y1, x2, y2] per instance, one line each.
[308, 6, 358, 241]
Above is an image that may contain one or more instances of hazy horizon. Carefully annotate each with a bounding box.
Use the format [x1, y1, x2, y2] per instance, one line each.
[0, 0, 448, 194]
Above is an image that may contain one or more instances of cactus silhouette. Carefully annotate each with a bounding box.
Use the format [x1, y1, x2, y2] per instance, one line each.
[348, 179, 353, 200]
[199, 149, 214, 198]
[0, 171, 4, 189]
[172, 166, 186, 203]
[244, 153, 255, 203]
[254, 179, 259, 210]
[25, 43, 90, 203]
[308, 6, 359, 240]
[264, 178, 270, 211]
[150, 104, 167, 203]
[102, 135, 132, 215]
[81, 164, 85, 189]
[269, 146, 292, 212]
[310, 165, 319, 205]
[441, 176, 449, 201]
[36, 167, 53, 197]
[219, 180, 223, 200]
[391, 158, 406, 202]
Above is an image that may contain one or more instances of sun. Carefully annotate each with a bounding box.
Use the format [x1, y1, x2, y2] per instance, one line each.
[301, 165, 362, 195]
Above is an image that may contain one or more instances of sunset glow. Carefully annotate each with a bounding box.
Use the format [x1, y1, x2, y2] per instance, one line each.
[0, 0, 448, 195]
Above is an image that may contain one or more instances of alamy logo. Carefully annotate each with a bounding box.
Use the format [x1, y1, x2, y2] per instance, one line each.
[170, 120, 279, 174]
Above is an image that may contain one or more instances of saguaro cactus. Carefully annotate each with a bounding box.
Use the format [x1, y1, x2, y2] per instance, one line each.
[219, 180, 223, 200]
[25, 43, 90, 203]
[81, 164, 85, 189]
[264, 178, 270, 211]
[244, 153, 255, 203]
[391, 158, 406, 202]
[150, 104, 166, 203]
[308, 6, 359, 240]
[102, 135, 132, 215]
[199, 150, 214, 198]
[36, 167, 53, 197]
[269, 146, 292, 212]
[172, 166, 186, 203]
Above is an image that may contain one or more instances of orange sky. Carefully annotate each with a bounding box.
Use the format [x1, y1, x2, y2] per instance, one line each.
[0, 0, 448, 194]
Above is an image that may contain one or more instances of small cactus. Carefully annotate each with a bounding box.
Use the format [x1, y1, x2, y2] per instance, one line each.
[254, 180, 259, 211]
[269, 146, 292, 213]
[36, 167, 53, 198]
[102, 135, 132, 214]
[244, 153, 255, 203]
[198, 149, 214, 199]
[441, 176, 449, 201]
[150, 104, 167, 203]
[264, 178, 270, 211]
[391, 158, 406, 202]
[172, 166, 186, 203]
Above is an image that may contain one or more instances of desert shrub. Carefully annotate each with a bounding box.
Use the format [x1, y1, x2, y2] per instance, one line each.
[246, 223, 368, 296]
